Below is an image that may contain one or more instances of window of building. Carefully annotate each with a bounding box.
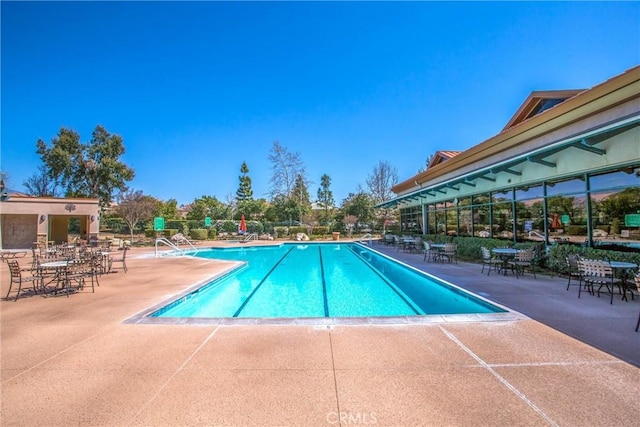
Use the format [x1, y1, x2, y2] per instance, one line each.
[400, 206, 422, 233]
[546, 177, 586, 196]
[458, 197, 473, 237]
[589, 168, 640, 241]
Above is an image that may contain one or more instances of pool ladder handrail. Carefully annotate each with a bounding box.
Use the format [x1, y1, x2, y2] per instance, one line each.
[172, 234, 199, 252]
[243, 233, 258, 242]
[155, 237, 198, 257]
[359, 233, 373, 245]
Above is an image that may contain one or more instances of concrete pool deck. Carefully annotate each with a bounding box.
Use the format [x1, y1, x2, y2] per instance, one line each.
[1, 242, 638, 426]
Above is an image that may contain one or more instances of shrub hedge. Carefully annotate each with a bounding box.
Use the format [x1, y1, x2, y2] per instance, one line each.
[273, 226, 288, 237]
[418, 234, 640, 275]
[190, 229, 208, 240]
[311, 226, 330, 236]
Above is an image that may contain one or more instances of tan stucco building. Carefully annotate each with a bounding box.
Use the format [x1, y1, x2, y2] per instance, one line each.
[0, 194, 100, 249]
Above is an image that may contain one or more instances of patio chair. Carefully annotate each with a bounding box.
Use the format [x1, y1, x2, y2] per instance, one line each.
[577, 258, 596, 298]
[412, 237, 423, 254]
[55, 259, 86, 297]
[594, 261, 623, 305]
[440, 243, 457, 264]
[635, 274, 640, 332]
[423, 242, 438, 262]
[509, 248, 536, 279]
[108, 245, 129, 273]
[480, 247, 502, 276]
[393, 235, 402, 251]
[580, 259, 620, 304]
[5, 260, 41, 302]
[565, 254, 581, 290]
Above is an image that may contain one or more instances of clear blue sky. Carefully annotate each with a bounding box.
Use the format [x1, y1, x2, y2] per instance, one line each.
[2, 1, 638, 206]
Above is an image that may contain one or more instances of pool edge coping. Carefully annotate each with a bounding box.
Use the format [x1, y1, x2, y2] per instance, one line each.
[123, 243, 529, 326]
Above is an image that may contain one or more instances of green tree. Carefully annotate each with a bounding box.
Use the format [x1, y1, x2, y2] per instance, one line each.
[236, 161, 253, 202]
[316, 173, 334, 225]
[291, 173, 311, 223]
[115, 190, 159, 242]
[238, 198, 268, 221]
[271, 194, 300, 224]
[36, 125, 134, 209]
[156, 198, 179, 219]
[187, 195, 229, 220]
[341, 192, 375, 228]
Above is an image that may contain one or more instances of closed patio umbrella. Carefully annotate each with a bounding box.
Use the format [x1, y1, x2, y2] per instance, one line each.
[239, 214, 247, 235]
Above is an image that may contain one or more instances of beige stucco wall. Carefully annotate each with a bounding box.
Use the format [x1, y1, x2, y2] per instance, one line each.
[0, 196, 100, 248]
[1, 214, 38, 249]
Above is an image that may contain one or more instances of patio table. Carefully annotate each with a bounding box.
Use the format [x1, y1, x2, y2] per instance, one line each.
[402, 238, 417, 253]
[609, 261, 638, 302]
[430, 244, 446, 262]
[492, 248, 519, 275]
[39, 260, 79, 295]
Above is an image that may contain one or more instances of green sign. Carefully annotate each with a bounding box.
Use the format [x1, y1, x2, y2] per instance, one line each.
[205, 216, 211, 227]
[625, 214, 640, 227]
[153, 217, 165, 231]
[561, 215, 570, 225]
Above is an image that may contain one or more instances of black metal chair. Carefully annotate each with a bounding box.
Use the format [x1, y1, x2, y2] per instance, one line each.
[565, 254, 581, 290]
[5, 260, 41, 301]
[634, 274, 640, 332]
[480, 247, 502, 276]
[441, 243, 457, 264]
[108, 246, 129, 273]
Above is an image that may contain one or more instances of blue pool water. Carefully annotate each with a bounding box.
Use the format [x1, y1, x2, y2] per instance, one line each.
[152, 243, 505, 319]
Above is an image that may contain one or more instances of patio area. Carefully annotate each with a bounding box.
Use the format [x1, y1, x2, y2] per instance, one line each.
[1, 242, 638, 426]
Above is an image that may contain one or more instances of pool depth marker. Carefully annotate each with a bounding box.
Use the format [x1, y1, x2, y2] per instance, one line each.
[232, 246, 295, 317]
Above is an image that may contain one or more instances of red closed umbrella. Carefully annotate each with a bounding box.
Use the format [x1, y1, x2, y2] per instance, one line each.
[239, 214, 247, 234]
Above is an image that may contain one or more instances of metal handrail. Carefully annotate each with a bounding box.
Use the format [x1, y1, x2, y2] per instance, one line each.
[172, 234, 199, 252]
[359, 233, 373, 245]
[528, 230, 546, 241]
[155, 238, 186, 257]
[243, 233, 258, 242]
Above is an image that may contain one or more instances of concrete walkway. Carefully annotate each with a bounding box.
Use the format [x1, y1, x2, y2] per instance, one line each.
[374, 243, 640, 367]
[1, 243, 638, 426]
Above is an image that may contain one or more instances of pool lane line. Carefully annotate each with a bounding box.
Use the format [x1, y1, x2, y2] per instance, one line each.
[346, 245, 421, 315]
[232, 246, 295, 317]
[318, 246, 330, 317]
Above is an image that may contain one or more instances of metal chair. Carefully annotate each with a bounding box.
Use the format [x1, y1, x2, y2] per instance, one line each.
[440, 243, 457, 264]
[579, 259, 620, 304]
[565, 254, 581, 290]
[423, 242, 433, 262]
[509, 248, 536, 279]
[480, 247, 502, 276]
[108, 246, 129, 273]
[4, 260, 41, 302]
[635, 274, 640, 332]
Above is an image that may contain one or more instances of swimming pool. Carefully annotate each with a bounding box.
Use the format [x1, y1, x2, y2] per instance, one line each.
[149, 243, 506, 320]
